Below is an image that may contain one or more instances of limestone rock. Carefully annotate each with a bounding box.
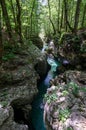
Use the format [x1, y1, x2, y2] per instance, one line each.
[57, 33, 86, 71]
[44, 71, 86, 130]
[0, 43, 48, 129]
[29, 35, 43, 49]
[0, 106, 28, 130]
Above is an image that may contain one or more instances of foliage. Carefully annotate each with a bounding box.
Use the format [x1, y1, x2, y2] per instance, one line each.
[68, 81, 86, 96]
[2, 52, 15, 61]
[39, 0, 86, 36]
[0, 0, 86, 40]
[67, 127, 73, 130]
[62, 90, 69, 96]
[44, 92, 57, 104]
[69, 82, 79, 96]
[0, 101, 8, 107]
[80, 41, 86, 53]
[59, 108, 70, 122]
[0, 0, 86, 60]
[59, 32, 69, 44]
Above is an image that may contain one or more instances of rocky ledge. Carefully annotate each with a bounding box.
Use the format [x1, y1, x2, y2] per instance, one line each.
[44, 70, 86, 130]
[0, 43, 48, 130]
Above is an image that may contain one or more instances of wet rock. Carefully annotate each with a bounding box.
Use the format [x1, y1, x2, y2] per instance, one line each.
[29, 35, 43, 49]
[0, 106, 28, 130]
[57, 33, 86, 71]
[44, 70, 86, 130]
[35, 56, 50, 80]
[0, 43, 47, 129]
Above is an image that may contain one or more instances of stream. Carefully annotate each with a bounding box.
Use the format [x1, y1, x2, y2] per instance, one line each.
[31, 54, 59, 130]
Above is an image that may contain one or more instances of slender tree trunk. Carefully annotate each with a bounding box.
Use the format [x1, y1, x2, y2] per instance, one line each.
[69, 1, 73, 28]
[10, 0, 17, 31]
[60, 2, 64, 31]
[58, 0, 60, 32]
[64, 0, 68, 31]
[35, 1, 38, 35]
[74, 0, 82, 33]
[48, 0, 56, 35]
[81, 3, 86, 28]
[64, 0, 73, 32]
[16, 0, 22, 43]
[55, 1, 59, 33]
[0, 7, 3, 63]
[30, 0, 35, 36]
[0, 0, 12, 39]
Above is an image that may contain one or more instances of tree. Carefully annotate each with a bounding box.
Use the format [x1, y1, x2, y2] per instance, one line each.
[58, 0, 60, 32]
[0, 0, 12, 39]
[30, 0, 35, 36]
[0, 6, 3, 62]
[81, 3, 86, 28]
[47, 0, 56, 35]
[74, 0, 82, 33]
[16, 0, 22, 43]
[64, 0, 73, 32]
[9, 0, 17, 31]
[60, 2, 64, 31]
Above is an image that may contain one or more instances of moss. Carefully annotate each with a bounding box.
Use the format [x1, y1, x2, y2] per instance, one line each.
[2, 73, 12, 83]
[2, 52, 15, 61]
[67, 127, 73, 130]
[0, 101, 8, 107]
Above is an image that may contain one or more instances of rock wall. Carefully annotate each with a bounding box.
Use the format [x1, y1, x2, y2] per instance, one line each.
[0, 43, 48, 130]
[44, 70, 86, 130]
[57, 34, 86, 71]
[0, 106, 28, 130]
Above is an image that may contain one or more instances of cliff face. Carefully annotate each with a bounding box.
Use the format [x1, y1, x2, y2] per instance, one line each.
[0, 43, 48, 130]
[0, 106, 28, 130]
[44, 70, 86, 130]
[43, 34, 86, 130]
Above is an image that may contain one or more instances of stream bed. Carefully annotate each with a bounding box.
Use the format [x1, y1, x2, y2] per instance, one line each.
[30, 57, 59, 130]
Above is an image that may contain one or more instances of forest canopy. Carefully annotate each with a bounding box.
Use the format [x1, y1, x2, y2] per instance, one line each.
[0, 0, 86, 60]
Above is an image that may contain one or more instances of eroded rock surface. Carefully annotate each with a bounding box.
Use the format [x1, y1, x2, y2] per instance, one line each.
[44, 71, 86, 130]
[0, 106, 28, 130]
[57, 34, 86, 71]
[0, 43, 48, 130]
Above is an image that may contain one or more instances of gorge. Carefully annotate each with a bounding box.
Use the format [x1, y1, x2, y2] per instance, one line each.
[31, 47, 58, 130]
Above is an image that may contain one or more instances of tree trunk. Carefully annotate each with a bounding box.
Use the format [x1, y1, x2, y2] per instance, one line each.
[60, 2, 64, 31]
[10, 0, 17, 31]
[64, 0, 68, 31]
[57, 0, 60, 32]
[0, 7, 3, 63]
[16, 0, 22, 43]
[81, 3, 86, 28]
[48, 0, 56, 35]
[74, 0, 82, 33]
[64, 0, 73, 32]
[0, 0, 12, 39]
[30, 0, 35, 36]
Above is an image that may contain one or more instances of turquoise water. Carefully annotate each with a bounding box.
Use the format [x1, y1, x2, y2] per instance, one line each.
[31, 57, 58, 130]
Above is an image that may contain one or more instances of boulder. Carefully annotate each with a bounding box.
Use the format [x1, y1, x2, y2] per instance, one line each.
[30, 35, 43, 49]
